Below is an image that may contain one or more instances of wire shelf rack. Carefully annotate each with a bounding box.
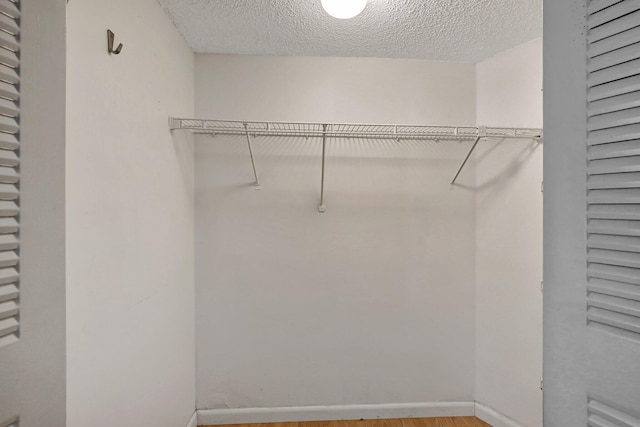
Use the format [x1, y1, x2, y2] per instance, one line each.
[169, 118, 542, 140]
[169, 117, 543, 212]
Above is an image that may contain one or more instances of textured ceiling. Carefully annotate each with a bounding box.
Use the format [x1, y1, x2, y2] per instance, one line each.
[157, 0, 542, 63]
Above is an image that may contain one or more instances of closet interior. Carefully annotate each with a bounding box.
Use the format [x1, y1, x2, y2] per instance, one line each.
[64, 2, 545, 427]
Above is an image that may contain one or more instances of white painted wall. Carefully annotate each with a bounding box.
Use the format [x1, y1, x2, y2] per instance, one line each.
[194, 55, 478, 410]
[66, 1, 196, 426]
[474, 38, 543, 427]
[195, 55, 475, 125]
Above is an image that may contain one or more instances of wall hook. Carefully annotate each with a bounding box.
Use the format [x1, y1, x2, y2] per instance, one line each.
[107, 30, 123, 55]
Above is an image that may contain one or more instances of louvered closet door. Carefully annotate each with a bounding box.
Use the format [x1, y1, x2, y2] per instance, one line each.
[0, 0, 20, 350]
[545, 0, 640, 425]
[0, 1, 65, 426]
[586, 0, 640, 423]
[0, 1, 21, 424]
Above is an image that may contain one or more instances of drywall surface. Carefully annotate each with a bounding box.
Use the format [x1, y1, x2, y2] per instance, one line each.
[195, 55, 475, 125]
[474, 38, 543, 427]
[195, 55, 477, 409]
[66, 1, 195, 426]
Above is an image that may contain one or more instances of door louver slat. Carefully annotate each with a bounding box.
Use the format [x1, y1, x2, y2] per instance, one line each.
[0, 219, 17, 234]
[589, 42, 640, 73]
[589, 24, 640, 58]
[589, 250, 640, 269]
[589, 204, 640, 220]
[589, 220, 640, 236]
[588, 74, 640, 102]
[0, 67, 18, 85]
[0, 15, 19, 37]
[589, 141, 640, 160]
[588, 124, 640, 145]
[0, 1, 19, 19]
[589, 10, 640, 46]
[588, 0, 640, 28]
[0, 417, 18, 427]
[588, 174, 640, 189]
[0, 150, 18, 167]
[588, 0, 640, 342]
[0, 250, 17, 267]
[589, 91, 640, 116]
[588, 58, 640, 88]
[588, 398, 640, 426]
[0, 299, 18, 320]
[588, 107, 640, 131]
[589, 278, 640, 299]
[588, 234, 640, 253]
[588, 189, 640, 204]
[589, 156, 640, 174]
[0, 282, 16, 302]
[588, 0, 626, 15]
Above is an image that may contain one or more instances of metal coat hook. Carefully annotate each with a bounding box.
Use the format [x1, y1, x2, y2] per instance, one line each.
[107, 30, 123, 55]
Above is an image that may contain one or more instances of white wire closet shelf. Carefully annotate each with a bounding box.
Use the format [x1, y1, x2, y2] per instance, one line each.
[170, 118, 542, 140]
[169, 118, 543, 212]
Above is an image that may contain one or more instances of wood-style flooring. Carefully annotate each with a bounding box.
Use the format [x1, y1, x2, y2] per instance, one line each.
[203, 418, 491, 427]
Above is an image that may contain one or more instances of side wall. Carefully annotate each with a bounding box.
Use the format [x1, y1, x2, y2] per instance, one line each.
[194, 55, 478, 411]
[66, 1, 196, 426]
[475, 38, 543, 426]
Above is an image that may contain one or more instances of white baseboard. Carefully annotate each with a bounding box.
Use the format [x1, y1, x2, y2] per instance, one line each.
[186, 411, 198, 427]
[474, 403, 523, 427]
[197, 402, 475, 425]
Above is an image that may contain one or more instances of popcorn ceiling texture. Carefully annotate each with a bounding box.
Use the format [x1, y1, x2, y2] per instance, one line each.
[157, 0, 542, 63]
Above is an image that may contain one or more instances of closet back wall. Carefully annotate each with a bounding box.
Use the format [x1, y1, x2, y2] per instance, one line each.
[195, 55, 477, 410]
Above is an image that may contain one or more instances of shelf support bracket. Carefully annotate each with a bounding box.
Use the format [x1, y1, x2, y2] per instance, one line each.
[318, 124, 328, 213]
[450, 136, 482, 186]
[168, 117, 182, 131]
[243, 123, 261, 190]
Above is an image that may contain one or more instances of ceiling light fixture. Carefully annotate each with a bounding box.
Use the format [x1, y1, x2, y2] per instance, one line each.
[321, 0, 367, 19]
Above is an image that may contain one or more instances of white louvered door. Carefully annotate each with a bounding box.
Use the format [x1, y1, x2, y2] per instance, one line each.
[0, 1, 22, 424]
[0, 0, 20, 351]
[0, 0, 66, 426]
[545, 0, 640, 425]
[587, 0, 640, 344]
[586, 1, 640, 424]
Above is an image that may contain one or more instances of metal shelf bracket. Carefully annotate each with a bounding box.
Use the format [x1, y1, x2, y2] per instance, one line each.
[319, 124, 328, 213]
[243, 123, 261, 190]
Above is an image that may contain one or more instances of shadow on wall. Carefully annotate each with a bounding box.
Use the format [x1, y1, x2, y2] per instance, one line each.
[194, 134, 479, 206]
[475, 138, 541, 192]
[171, 129, 196, 200]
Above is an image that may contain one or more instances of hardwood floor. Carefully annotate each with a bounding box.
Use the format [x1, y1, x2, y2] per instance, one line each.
[202, 418, 491, 427]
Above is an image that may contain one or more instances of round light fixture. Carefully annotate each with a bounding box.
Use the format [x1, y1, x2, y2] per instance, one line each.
[321, 0, 367, 19]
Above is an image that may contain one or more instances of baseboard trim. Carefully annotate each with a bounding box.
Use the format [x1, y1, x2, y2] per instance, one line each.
[474, 403, 522, 427]
[187, 411, 198, 427]
[197, 402, 475, 425]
